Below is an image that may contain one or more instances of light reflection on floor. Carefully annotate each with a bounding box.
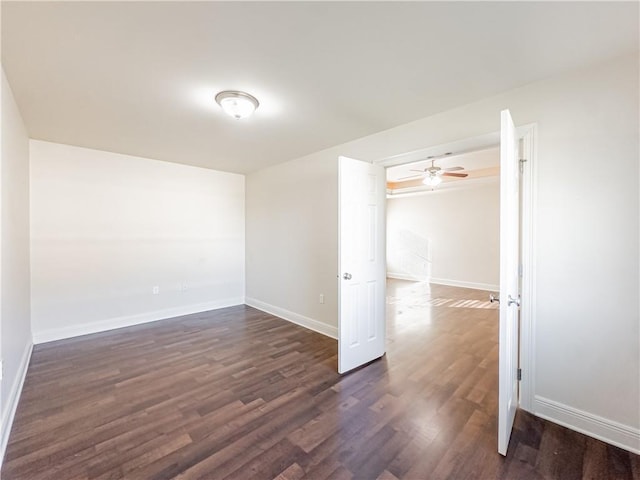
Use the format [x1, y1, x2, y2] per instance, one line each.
[385, 278, 498, 341]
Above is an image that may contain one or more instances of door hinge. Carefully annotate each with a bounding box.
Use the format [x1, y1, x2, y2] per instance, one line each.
[517, 368, 522, 381]
[519, 158, 527, 174]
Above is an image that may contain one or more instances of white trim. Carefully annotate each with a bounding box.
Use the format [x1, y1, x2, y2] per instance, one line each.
[534, 396, 640, 455]
[386, 272, 428, 282]
[32, 298, 244, 344]
[518, 124, 537, 413]
[387, 273, 498, 292]
[374, 131, 501, 168]
[429, 277, 499, 292]
[0, 341, 33, 464]
[245, 297, 338, 340]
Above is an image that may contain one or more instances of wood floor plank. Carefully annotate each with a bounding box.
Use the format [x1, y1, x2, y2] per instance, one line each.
[273, 462, 305, 480]
[2, 281, 637, 479]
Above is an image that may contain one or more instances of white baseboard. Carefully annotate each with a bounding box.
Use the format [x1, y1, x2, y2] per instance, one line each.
[244, 297, 338, 339]
[429, 277, 499, 292]
[386, 274, 498, 292]
[1, 340, 33, 465]
[387, 272, 428, 282]
[32, 297, 245, 344]
[534, 395, 640, 454]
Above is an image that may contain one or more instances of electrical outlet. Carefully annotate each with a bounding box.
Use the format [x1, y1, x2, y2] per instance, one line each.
[152, 286, 159, 295]
[182, 283, 188, 292]
[319, 294, 325, 304]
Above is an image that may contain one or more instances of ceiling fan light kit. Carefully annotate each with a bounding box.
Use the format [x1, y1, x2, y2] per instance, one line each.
[215, 90, 259, 119]
[423, 175, 442, 187]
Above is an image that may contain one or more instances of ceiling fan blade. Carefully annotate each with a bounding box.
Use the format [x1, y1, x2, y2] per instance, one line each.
[442, 172, 468, 178]
[443, 166, 464, 172]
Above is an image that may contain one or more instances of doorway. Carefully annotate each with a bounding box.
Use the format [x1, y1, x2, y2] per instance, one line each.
[384, 147, 502, 407]
[338, 118, 537, 455]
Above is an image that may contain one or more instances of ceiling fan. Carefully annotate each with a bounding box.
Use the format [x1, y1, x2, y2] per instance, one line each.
[398, 155, 468, 187]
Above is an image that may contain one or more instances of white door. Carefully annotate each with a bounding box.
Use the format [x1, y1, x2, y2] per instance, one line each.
[338, 156, 386, 374]
[498, 109, 521, 455]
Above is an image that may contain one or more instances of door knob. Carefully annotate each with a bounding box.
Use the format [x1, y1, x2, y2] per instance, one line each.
[490, 294, 499, 303]
[508, 294, 521, 307]
[343, 272, 352, 280]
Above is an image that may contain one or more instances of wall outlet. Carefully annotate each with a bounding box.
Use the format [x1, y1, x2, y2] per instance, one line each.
[181, 282, 188, 292]
[152, 286, 159, 295]
[319, 294, 325, 304]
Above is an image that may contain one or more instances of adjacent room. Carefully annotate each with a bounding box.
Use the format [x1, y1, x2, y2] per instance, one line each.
[1, 2, 638, 479]
[385, 148, 501, 378]
[386, 147, 500, 287]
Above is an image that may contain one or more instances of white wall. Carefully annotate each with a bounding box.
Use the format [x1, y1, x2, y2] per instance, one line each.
[387, 181, 500, 290]
[30, 141, 245, 343]
[245, 53, 639, 452]
[1, 68, 32, 460]
[245, 153, 338, 337]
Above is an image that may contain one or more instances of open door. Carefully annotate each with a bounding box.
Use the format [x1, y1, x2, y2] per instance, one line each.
[498, 109, 521, 455]
[338, 156, 386, 374]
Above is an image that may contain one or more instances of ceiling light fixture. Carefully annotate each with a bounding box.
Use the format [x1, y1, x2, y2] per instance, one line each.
[423, 174, 442, 187]
[215, 90, 259, 120]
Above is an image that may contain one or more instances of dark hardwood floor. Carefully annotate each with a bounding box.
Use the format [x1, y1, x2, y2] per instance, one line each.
[2, 280, 638, 479]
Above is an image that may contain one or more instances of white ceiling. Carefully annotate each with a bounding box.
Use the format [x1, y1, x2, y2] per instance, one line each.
[2, 2, 638, 174]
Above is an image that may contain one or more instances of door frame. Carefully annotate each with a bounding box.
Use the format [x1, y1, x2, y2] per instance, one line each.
[373, 124, 537, 413]
[517, 123, 537, 412]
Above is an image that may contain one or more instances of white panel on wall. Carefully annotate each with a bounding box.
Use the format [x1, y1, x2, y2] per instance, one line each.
[387, 228, 432, 281]
[30, 141, 245, 343]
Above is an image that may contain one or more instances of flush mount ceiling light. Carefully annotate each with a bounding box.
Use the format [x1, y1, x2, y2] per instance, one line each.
[215, 90, 259, 120]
